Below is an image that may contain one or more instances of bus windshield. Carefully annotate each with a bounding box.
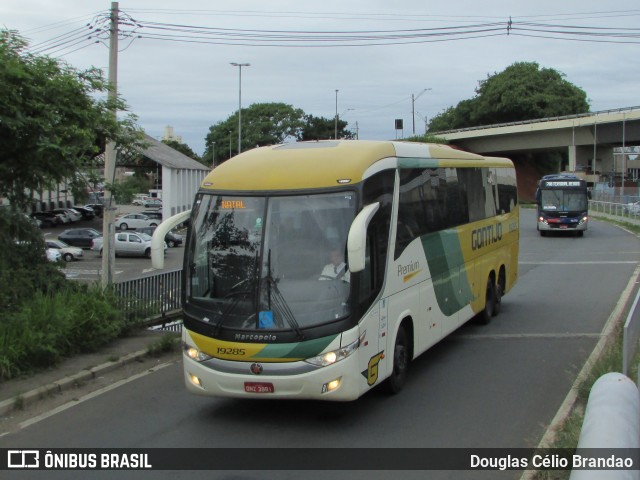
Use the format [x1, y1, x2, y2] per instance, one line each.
[186, 191, 357, 333]
[540, 189, 588, 212]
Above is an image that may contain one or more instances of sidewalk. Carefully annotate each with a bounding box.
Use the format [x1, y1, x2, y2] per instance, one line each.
[0, 328, 177, 417]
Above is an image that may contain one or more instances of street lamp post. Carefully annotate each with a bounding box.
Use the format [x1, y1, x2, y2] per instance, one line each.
[230, 62, 250, 155]
[334, 89, 339, 139]
[412, 88, 432, 135]
[211, 141, 216, 169]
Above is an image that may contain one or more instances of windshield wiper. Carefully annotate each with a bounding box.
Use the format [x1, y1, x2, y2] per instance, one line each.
[213, 252, 260, 337]
[262, 250, 304, 340]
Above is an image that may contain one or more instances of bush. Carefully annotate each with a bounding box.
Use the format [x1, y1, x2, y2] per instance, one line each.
[0, 209, 67, 314]
[0, 284, 135, 380]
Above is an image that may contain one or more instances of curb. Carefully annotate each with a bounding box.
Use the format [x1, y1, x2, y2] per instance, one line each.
[0, 348, 151, 418]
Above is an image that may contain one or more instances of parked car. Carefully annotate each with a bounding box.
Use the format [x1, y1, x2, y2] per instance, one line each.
[84, 203, 104, 217]
[46, 248, 62, 263]
[30, 211, 62, 228]
[58, 228, 102, 248]
[625, 201, 640, 215]
[91, 231, 167, 258]
[71, 206, 95, 220]
[137, 226, 183, 247]
[115, 213, 158, 231]
[132, 194, 148, 206]
[142, 199, 162, 209]
[45, 239, 84, 261]
[142, 210, 163, 221]
[52, 208, 82, 223]
[51, 209, 72, 224]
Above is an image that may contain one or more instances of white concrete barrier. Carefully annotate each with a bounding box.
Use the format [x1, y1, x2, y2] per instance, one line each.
[569, 372, 640, 480]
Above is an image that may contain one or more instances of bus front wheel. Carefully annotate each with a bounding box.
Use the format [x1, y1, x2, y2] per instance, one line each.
[385, 326, 409, 394]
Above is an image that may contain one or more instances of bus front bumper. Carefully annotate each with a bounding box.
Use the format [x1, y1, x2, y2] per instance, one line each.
[183, 351, 365, 402]
[538, 217, 588, 231]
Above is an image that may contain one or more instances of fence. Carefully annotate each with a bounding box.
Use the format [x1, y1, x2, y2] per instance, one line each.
[112, 267, 183, 328]
[589, 200, 640, 225]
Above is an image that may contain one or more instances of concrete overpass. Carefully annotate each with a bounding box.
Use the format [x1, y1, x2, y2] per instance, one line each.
[434, 106, 640, 185]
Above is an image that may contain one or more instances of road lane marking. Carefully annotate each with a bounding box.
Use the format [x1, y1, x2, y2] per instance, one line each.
[519, 261, 637, 265]
[5, 362, 174, 435]
[457, 332, 603, 340]
[455, 333, 602, 340]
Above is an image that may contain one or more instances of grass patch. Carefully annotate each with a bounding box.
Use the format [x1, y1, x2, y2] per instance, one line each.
[146, 333, 180, 357]
[0, 284, 141, 381]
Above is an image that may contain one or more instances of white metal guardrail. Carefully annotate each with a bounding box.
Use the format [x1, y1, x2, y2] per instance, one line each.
[589, 201, 640, 225]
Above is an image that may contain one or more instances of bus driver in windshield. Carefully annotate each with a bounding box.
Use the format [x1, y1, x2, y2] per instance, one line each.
[320, 247, 350, 282]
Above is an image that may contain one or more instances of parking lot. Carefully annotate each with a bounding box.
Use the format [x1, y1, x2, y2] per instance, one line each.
[42, 205, 186, 282]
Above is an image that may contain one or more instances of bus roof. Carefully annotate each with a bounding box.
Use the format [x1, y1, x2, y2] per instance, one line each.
[201, 140, 512, 191]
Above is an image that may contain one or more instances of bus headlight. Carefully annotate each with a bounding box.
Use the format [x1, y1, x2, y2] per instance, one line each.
[579, 216, 588, 225]
[305, 336, 360, 367]
[183, 342, 213, 362]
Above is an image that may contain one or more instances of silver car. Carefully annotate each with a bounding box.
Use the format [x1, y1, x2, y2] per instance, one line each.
[45, 239, 84, 261]
[91, 231, 166, 258]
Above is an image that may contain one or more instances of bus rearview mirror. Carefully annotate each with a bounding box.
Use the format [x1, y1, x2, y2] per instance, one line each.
[347, 202, 380, 273]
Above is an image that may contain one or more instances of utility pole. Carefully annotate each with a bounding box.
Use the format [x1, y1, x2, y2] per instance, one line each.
[412, 88, 431, 135]
[101, 1, 119, 288]
[230, 62, 249, 155]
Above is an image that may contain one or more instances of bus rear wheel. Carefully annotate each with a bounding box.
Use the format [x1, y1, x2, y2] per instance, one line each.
[478, 278, 496, 325]
[385, 326, 409, 394]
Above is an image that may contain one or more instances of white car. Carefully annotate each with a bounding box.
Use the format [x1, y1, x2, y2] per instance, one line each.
[46, 248, 62, 262]
[625, 201, 640, 215]
[51, 209, 72, 223]
[45, 239, 84, 262]
[52, 208, 82, 223]
[91, 231, 167, 258]
[115, 213, 159, 231]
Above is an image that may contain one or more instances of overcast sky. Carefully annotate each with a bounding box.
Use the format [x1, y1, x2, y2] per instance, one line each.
[3, 0, 640, 156]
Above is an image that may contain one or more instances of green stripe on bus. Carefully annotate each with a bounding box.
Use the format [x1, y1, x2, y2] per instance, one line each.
[257, 334, 339, 359]
[421, 230, 472, 316]
[397, 157, 440, 169]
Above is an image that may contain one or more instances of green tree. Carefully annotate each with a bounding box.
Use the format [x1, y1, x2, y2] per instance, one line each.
[428, 62, 589, 132]
[0, 29, 143, 209]
[299, 114, 354, 141]
[205, 102, 305, 166]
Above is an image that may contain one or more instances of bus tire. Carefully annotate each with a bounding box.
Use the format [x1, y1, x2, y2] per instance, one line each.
[493, 281, 503, 316]
[384, 326, 409, 394]
[479, 278, 495, 325]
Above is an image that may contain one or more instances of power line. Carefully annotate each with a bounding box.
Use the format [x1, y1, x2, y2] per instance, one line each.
[22, 8, 640, 59]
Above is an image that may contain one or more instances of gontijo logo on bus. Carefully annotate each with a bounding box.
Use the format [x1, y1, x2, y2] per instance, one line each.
[471, 223, 503, 251]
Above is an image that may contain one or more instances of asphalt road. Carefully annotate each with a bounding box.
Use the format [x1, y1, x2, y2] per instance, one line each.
[3, 209, 639, 480]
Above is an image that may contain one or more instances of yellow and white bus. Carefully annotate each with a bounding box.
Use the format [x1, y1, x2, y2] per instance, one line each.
[181, 140, 519, 401]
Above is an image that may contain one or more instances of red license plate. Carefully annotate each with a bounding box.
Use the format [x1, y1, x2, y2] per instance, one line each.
[244, 382, 274, 393]
[560, 225, 568, 229]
